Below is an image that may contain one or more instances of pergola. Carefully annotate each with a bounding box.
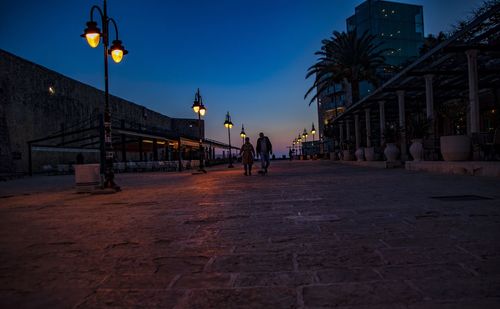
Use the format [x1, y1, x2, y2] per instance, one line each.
[331, 3, 500, 160]
[27, 113, 237, 175]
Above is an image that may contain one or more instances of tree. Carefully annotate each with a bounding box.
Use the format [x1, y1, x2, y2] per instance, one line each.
[305, 30, 389, 105]
[419, 32, 447, 55]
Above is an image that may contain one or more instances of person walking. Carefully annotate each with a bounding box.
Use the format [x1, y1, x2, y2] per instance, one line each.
[256, 132, 272, 175]
[240, 137, 255, 176]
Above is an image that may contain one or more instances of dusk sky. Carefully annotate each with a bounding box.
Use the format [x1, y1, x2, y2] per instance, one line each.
[0, 0, 484, 155]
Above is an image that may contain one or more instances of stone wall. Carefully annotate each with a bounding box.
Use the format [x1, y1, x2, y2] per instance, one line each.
[0, 49, 199, 174]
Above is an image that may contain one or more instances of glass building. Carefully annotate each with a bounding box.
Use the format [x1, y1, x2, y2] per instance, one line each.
[346, 0, 424, 68]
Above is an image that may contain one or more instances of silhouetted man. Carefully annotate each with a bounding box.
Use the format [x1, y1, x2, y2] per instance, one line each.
[256, 132, 272, 175]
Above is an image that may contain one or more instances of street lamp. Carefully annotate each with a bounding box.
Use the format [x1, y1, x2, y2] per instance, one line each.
[224, 112, 234, 168]
[192, 88, 206, 173]
[240, 124, 246, 144]
[311, 123, 316, 143]
[311, 122, 316, 157]
[298, 134, 303, 156]
[81, 0, 128, 191]
[302, 129, 308, 159]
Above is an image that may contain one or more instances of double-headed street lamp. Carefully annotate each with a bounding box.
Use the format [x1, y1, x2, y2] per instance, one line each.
[192, 88, 207, 173]
[224, 112, 234, 168]
[81, 0, 128, 191]
[240, 124, 246, 144]
[302, 128, 308, 143]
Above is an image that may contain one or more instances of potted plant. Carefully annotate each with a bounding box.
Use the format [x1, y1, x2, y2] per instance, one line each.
[341, 140, 354, 161]
[407, 116, 431, 161]
[383, 122, 401, 162]
[437, 99, 470, 161]
[355, 146, 365, 161]
[364, 132, 378, 161]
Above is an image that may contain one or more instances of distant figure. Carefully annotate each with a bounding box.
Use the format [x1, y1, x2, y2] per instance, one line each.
[289, 149, 293, 161]
[256, 132, 273, 175]
[240, 137, 255, 176]
[76, 153, 84, 164]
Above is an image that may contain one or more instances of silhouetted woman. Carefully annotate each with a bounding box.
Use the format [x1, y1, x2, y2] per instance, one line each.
[240, 137, 255, 176]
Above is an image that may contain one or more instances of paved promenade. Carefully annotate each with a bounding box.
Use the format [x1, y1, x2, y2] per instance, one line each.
[1, 161, 499, 308]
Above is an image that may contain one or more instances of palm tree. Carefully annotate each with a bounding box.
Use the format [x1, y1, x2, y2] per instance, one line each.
[305, 30, 388, 105]
[419, 32, 447, 55]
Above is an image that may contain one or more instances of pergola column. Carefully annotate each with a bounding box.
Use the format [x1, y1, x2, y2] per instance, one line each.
[339, 121, 344, 142]
[354, 114, 361, 149]
[466, 49, 480, 134]
[153, 139, 158, 161]
[424, 74, 434, 120]
[365, 108, 371, 148]
[397, 90, 407, 159]
[379, 101, 386, 146]
[346, 119, 351, 141]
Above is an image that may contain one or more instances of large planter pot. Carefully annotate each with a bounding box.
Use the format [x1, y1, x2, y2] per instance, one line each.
[440, 135, 471, 161]
[384, 143, 400, 162]
[342, 150, 353, 161]
[355, 148, 365, 161]
[409, 139, 424, 161]
[364, 147, 375, 161]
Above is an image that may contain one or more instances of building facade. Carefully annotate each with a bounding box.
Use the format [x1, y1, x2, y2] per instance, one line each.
[0, 49, 203, 174]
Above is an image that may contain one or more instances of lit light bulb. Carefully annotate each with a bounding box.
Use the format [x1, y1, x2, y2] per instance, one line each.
[86, 33, 100, 48]
[111, 49, 124, 63]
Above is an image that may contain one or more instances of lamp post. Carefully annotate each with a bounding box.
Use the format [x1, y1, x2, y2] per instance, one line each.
[298, 134, 303, 157]
[302, 129, 308, 158]
[192, 88, 206, 173]
[311, 123, 316, 144]
[81, 0, 128, 191]
[240, 124, 246, 145]
[311, 123, 316, 157]
[224, 112, 234, 168]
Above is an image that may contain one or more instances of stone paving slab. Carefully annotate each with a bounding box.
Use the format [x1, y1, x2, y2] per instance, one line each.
[1, 160, 500, 308]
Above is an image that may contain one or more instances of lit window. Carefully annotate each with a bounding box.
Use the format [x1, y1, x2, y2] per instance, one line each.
[48, 86, 55, 95]
[392, 10, 395, 14]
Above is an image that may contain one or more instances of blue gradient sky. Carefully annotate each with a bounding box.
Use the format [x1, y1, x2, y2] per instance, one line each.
[0, 0, 483, 155]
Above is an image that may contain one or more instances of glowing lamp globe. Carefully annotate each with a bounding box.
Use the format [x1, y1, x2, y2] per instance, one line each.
[199, 105, 206, 116]
[109, 40, 128, 63]
[81, 21, 101, 48]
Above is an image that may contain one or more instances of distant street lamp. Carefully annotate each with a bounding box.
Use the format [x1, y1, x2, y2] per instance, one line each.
[302, 128, 308, 142]
[224, 112, 234, 168]
[298, 134, 303, 156]
[81, 0, 128, 191]
[240, 124, 246, 144]
[192, 88, 206, 173]
[311, 122, 316, 156]
[311, 123, 316, 144]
